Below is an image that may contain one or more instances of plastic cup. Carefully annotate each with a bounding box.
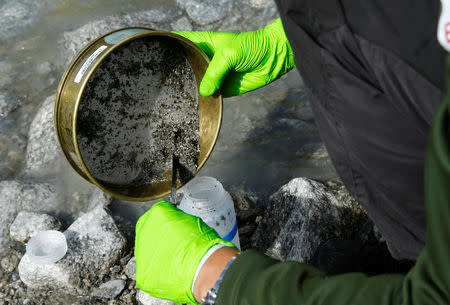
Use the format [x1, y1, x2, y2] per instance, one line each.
[26, 230, 68, 264]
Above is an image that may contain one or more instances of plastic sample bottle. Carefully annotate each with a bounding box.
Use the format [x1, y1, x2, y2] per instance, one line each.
[26, 230, 68, 264]
[179, 176, 240, 249]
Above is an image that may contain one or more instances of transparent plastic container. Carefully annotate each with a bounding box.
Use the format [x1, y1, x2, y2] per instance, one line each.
[179, 176, 240, 249]
[26, 230, 68, 264]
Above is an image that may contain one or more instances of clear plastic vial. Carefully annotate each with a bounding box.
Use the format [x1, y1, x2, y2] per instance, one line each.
[179, 176, 240, 249]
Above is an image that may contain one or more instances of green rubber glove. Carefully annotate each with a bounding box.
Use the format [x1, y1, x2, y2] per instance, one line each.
[174, 18, 295, 97]
[134, 200, 236, 304]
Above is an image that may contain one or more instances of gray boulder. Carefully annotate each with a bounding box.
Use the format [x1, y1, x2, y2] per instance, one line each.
[0, 180, 57, 251]
[92, 279, 126, 299]
[25, 94, 62, 176]
[9, 211, 62, 243]
[177, 0, 233, 25]
[137, 289, 178, 305]
[61, 9, 180, 65]
[18, 204, 127, 293]
[252, 178, 365, 263]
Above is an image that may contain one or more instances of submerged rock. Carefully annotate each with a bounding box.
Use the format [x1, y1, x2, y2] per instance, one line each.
[0, 92, 19, 119]
[25, 94, 62, 176]
[92, 279, 126, 299]
[0, 1, 41, 40]
[18, 205, 127, 293]
[171, 17, 193, 31]
[0, 180, 57, 251]
[177, 0, 233, 25]
[252, 178, 365, 263]
[61, 9, 180, 65]
[9, 211, 62, 243]
[137, 289, 178, 305]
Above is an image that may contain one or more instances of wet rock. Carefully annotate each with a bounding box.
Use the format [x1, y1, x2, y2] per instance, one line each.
[177, 0, 233, 25]
[9, 211, 62, 243]
[252, 178, 366, 263]
[18, 204, 127, 293]
[0, 180, 57, 251]
[0, 92, 19, 118]
[137, 289, 178, 305]
[92, 279, 126, 299]
[171, 17, 193, 31]
[0, 1, 41, 40]
[125, 257, 136, 280]
[25, 94, 62, 176]
[61, 9, 180, 64]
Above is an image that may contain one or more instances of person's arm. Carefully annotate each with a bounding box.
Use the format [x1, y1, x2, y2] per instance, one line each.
[213, 57, 450, 305]
[135, 56, 450, 305]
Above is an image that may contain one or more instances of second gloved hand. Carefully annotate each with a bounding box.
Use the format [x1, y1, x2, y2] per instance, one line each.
[134, 200, 237, 304]
[174, 18, 295, 97]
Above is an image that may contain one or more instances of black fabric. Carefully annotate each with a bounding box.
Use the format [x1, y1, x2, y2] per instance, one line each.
[275, 0, 445, 260]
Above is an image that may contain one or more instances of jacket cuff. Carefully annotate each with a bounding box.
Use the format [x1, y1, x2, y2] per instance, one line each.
[214, 250, 279, 305]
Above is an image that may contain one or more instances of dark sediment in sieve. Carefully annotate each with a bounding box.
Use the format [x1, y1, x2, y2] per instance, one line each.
[76, 36, 199, 188]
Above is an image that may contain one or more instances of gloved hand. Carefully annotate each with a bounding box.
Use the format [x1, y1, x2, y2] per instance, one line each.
[174, 18, 295, 97]
[134, 200, 237, 304]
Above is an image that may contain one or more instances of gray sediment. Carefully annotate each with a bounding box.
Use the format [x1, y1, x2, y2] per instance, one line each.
[77, 36, 199, 187]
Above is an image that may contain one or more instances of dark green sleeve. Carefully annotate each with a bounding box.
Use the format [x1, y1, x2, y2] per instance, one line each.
[215, 56, 450, 305]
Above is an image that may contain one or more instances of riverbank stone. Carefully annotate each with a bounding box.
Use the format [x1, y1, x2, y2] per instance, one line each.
[0, 180, 57, 252]
[18, 204, 127, 293]
[25, 94, 61, 176]
[252, 178, 366, 263]
[9, 211, 62, 243]
[92, 279, 126, 299]
[125, 257, 136, 280]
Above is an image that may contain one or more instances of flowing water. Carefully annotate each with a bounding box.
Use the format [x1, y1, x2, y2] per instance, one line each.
[0, 0, 337, 225]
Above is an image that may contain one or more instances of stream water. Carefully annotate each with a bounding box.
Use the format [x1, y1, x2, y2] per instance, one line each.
[0, 0, 337, 225]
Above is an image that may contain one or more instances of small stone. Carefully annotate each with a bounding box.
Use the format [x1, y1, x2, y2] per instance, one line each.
[92, 279, 126, 299]
[9, 211, 62, 243]
[125, 257, 136, 280]
[1, 254, 20, 273]
[136, 289, 178, 305]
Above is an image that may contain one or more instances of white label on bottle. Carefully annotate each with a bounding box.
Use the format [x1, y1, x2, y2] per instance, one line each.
[74, 45, 107, 83]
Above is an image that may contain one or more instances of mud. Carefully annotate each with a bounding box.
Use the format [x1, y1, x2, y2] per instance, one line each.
[76, 36, 199, 188]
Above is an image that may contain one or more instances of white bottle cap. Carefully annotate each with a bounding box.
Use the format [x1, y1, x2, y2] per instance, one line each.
[183, 176, 226, 210]
[26, 230, 68, 265]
